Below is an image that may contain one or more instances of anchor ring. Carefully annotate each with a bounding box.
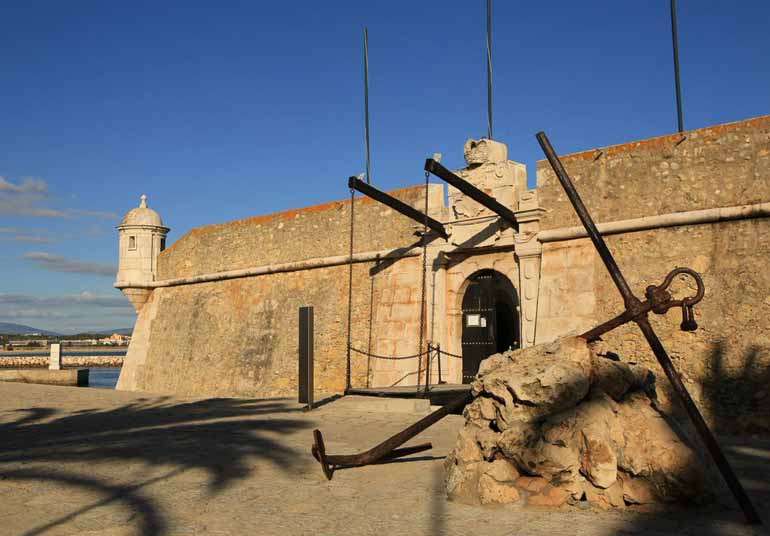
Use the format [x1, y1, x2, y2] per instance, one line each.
[645, 266, 705, 314]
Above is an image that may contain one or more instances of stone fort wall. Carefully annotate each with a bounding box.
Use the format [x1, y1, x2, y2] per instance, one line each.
[119, 185, 447, 397]
[118, 114, 770, 432]
[535, 115, 770, 432]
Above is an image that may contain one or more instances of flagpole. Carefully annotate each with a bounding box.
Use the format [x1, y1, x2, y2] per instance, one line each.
[364, 27, 372, 183]
[670, 0, 684, 133]
[486, 0, 493, 140]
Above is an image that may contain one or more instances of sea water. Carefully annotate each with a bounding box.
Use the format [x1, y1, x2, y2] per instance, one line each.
[88, 368, 121, 389]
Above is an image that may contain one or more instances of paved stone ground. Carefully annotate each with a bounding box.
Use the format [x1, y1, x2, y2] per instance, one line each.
[0, 383, 768, 536]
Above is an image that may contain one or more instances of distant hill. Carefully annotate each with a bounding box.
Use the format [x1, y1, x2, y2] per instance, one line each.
[0, 323, 61, 336]
[0, 324, 133, 337]
[59, 328, 134, 336]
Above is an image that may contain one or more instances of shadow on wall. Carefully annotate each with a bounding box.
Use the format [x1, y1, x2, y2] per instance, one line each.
[700, 340, 770, 435]
[0, 397, 311, 536]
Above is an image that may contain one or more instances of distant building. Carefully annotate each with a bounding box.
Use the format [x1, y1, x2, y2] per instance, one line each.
[9, 339, 48, 347]
[60, 339, 98, 346]
[98, 333, 131, 346]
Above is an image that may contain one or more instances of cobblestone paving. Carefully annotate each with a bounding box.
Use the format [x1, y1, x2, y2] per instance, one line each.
[0, 383, 767, 536]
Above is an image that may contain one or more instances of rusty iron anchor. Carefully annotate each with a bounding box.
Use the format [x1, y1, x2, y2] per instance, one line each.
[309, 267, 703, 481]
[537, 131, 761, 525]
[311, 391, 471, 480]
[310, 132, 762, 525]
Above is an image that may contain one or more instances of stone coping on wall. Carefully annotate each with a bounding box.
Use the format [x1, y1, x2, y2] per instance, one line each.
[162, 183, 444, 257]
[537, 113, 770, 165]
[115, 199, 770, 290]
[156, 183, 447, 280]
[535, 114, 770, 230]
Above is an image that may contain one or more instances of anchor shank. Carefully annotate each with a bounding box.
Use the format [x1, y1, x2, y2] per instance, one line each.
[536, 132, 637, 307]
[312, 391, 472, 478]
[326, 443, 433, 467]
[636, 317, 761, 524]
[346, 391, 472, 466]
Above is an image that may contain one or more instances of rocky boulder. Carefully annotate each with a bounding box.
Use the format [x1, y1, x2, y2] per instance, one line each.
[445, 336, 711, 510]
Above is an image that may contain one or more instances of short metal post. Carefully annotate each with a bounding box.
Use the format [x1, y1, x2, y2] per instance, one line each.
[298, 306, 314, 410]
[436, 343, 443, 384]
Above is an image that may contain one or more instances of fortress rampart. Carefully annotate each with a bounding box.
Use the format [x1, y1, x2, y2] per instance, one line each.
[117, 115, 770, 432]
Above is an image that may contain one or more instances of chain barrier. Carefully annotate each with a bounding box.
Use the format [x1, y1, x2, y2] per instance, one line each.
[349, 342, 465, 392]
[349, 343, 445, 392]
[437, 348, 463, 359]
[349, 345, 428, 361]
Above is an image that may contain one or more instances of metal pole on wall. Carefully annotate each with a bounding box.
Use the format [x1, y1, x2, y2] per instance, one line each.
[364, 27, 372, 184]
[486, 0, 493, 140]
[298, 306, 314, 410]
[670, 0, 684, 133]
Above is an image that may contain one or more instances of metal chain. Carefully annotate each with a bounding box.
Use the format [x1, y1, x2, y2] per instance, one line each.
[345, 187, 355, 393]
[349, 346, 428, 360]
[437, 348, 463, 359]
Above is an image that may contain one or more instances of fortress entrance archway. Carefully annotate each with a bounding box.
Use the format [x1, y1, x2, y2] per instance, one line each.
[460, 270, 520, 383]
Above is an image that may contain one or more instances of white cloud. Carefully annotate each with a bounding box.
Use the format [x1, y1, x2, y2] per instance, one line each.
[0, 309, 71, 319]
[22, 252, 117, 277]
[0, 177, 47, 194]
[0, 309, 135, 320]
[84, 225, 107, 237]
[70, 209, 121, 220]
[0, 226, 55, 244]
[0, 291, 129, 308]
[11, 236, 56, 244]
[0, 291, 136, 326]
[0, 176, 119, 220]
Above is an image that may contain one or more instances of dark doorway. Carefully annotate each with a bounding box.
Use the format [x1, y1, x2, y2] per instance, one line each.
[461, 270, 520, 383]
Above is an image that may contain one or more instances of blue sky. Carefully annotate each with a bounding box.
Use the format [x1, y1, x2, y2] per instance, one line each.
[1, 1, 768, 333]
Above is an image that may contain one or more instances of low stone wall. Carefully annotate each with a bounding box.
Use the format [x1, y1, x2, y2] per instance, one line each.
[0, 369, 89, 386]
[0, 356, 123, 369]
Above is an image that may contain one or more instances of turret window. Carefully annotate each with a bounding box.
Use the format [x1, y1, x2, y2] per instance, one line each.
[128, 236, 137, 251]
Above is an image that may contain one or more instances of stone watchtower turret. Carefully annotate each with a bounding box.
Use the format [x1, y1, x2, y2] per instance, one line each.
[114, 194, 169, 312]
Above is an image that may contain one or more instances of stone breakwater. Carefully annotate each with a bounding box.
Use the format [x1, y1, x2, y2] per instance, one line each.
[445, 336, 711, 510]
[0, 356, 123, 369]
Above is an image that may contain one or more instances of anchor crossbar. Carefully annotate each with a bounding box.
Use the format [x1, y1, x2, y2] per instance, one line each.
[348, 176, 449, 239]
[311, 390, 472, 480]
[424, 158, 519, 232]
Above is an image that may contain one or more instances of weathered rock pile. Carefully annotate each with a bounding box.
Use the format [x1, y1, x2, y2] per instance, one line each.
[445, 336, 711, 510]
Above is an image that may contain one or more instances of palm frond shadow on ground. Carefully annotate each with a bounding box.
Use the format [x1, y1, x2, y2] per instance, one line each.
[0, 396, 313, 536]
[0, 397, 311, 489]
